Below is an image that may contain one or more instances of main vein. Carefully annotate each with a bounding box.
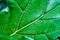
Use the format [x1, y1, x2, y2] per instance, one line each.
[10, 14, 44, 36]
[10, 1, 60, 36]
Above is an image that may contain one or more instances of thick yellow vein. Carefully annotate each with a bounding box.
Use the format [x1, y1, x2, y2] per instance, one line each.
[10, 14, 44, 36]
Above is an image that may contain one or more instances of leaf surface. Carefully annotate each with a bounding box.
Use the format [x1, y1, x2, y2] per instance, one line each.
[0, 0, 60, 40]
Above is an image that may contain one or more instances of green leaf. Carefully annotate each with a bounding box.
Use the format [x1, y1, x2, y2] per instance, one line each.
[0, 33, 17, 40]
[0, 0, 60, 40]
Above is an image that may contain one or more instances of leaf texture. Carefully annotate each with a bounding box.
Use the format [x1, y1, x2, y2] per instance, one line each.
[0, 0, 60, 40]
